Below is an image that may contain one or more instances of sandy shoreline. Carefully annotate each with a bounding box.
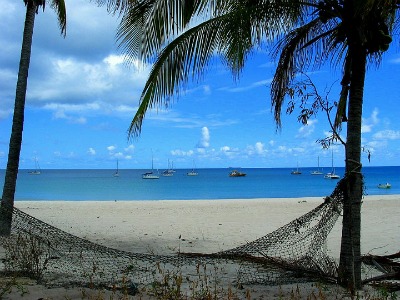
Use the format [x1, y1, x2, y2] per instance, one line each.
[13, 195, 400, 257]
[2, 195, 399, 299]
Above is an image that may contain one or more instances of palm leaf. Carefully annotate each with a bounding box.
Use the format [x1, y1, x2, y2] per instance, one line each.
[271, 19, 320, 128]
[127, 1, 302, 137]
[50, 0, 67, 37]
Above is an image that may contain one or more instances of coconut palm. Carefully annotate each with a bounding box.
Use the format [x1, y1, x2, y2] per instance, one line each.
[0, 0, 66, 235]
[100, 0, 398, 290]
[270, 1, 397, 290]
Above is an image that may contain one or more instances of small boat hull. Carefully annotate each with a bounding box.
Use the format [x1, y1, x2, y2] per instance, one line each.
[310, 171, 323, 175]
[28, 171, 41, 175]
[142, 172, 160, 179]
[229, 170, 246, 177]
[378, 183, 391, 189]
[324, 173, 340, 179]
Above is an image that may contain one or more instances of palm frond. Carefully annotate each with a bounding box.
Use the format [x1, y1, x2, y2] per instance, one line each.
[50, 0, 67, 37]
[271, 19, 319, 128]
[116, 1, 211, 63]
[127, 1, 303, 137]
[91, 0, 136, 15]
[118, 0, 303, 64]
[128, 17, 223, 138]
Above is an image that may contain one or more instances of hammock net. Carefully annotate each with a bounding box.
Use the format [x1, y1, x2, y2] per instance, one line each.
[1, 178, 391, 293]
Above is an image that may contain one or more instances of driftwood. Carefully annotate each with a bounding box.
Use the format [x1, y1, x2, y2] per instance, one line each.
[363, 272, 400, 284]
[362, 252, 400, 272]
[362, 252, 400, 291]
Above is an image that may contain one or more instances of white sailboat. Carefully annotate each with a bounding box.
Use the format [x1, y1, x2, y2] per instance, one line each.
[28, 157, 41, 175]
[378, 183, 391, 189]
[142, 154, 159, 179]
[311, 156, 323, 175]
[187, 160, 198, 176]
[113, 160, 120, 177]
[324, 151, 340, 179]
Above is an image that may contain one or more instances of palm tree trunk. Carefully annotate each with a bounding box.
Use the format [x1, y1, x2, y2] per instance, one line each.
[338, 46, 366, 291]
[0, 4, 36, 236]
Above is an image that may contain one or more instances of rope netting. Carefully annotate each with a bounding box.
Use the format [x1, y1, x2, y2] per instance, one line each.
[1, 179, 347, 292]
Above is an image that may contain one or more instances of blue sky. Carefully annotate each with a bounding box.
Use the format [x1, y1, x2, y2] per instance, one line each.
[1, 0, 400, 170]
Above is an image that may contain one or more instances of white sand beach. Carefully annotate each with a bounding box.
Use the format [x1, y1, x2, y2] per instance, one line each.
[1, 195, 399, 299]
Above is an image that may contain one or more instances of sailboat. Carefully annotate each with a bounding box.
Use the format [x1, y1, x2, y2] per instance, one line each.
[28, 157, 41, 175]
[324, 151, 340, 179]
[311, 156, 323, 175]
[187, 160, 198, 176]
[378, 183, 391, 189]
[113, 160, 120, 177]
[291, 162, 301, 175]
[162, 159, 174, 176]
[142, 154, 159, 179]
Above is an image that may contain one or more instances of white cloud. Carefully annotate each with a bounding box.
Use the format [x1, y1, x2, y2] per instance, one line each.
[43, 102, 137, 122]
[88, 148, 96, 155]
[24, 53, 149, 114]
[362, 108, 379, 133]
[220, 146, 230, 152]
[107, 145, 116, 152]
[114, 152, 124, 158]
[219, 145, 240, 158]
[297, 119, 317, 138]
[278, 145, 287, 152]
[373, 130, 400, 140]
[124, 145, 135, 153]
[197, 127, 210, 148]
[196, 148, 206, 154]
[255, 142, 265, 154]
[171, 149, 194, 156]
[244, 142, 267, 156]
[103, 54, 125, 67]
[49, 106, 87, 124]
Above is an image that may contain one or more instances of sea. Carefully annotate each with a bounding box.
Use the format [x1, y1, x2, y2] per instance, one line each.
[0, 167, 398, 201]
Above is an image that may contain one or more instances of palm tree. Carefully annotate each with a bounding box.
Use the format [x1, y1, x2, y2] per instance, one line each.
[270, 1, 397, 290]
[0, 0, 66, 235]
[99, 0, 398, 290]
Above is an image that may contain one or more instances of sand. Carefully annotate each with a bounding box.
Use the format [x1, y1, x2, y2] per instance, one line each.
[1, 195, 399, 299]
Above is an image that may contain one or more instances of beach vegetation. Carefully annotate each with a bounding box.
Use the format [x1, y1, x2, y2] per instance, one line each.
[0, 275, 29, 298]
[92, 0, 400, 293]
[0, 255, 398, 299]
[1, 233, 52, 280]
[143, 261, 248, 299]
[0, 0, 67, 235]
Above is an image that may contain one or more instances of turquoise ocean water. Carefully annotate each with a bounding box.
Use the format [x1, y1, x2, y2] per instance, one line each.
[0, 167, 398, 201]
